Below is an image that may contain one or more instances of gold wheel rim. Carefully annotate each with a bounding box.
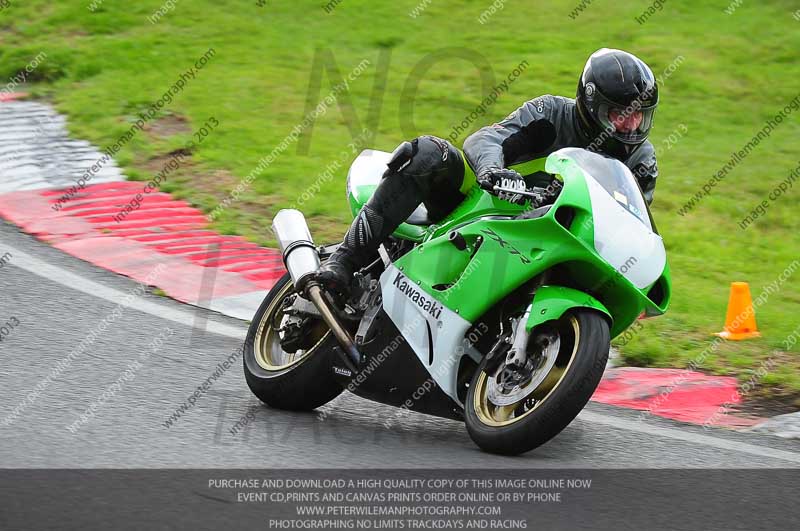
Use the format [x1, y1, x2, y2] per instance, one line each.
[253, 280, 330, 371]
[473, 316, 580, 427]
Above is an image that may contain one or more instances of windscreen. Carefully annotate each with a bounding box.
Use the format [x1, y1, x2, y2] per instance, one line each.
[557, 148, 653, 231]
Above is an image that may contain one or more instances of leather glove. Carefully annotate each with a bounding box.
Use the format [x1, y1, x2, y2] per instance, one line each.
[477, 168, 528, 205]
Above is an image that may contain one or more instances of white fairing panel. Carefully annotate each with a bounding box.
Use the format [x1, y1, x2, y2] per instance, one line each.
[346, 149, 391, 196]
[585, 176, 666, 289]
[380, 265, 479, 406]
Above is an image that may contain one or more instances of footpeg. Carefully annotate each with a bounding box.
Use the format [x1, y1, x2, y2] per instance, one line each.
[306, 283, 363, 372]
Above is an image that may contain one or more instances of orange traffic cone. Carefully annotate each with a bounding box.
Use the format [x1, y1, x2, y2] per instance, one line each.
[715, 282, 761, 340]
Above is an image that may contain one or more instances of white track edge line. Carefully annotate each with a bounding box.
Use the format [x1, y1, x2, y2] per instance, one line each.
[3, 244, 246, 340]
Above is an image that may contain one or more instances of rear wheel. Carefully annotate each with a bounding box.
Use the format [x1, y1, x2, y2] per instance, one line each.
[465, 310, 609, 455]
[243, 273, 344, 411]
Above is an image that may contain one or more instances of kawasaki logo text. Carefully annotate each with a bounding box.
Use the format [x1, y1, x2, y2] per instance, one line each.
[392, 273, 443, 320]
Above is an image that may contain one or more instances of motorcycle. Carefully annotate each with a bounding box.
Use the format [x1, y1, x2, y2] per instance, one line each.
[243, 146, 671, 455]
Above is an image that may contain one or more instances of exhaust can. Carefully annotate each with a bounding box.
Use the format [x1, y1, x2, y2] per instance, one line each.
[271, 209, 320, 287]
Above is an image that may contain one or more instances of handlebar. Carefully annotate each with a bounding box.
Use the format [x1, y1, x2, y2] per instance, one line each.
[491, 185, 542, 198]
[491, 181, 563, 208]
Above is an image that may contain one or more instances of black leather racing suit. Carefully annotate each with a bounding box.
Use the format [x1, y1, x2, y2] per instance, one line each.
[381, 94, 659, 234]
[311, 95, 660, 293]
[463, 94, 659, 204]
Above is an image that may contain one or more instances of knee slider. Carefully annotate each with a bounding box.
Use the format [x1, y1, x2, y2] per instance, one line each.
[386, 141, 416, 173]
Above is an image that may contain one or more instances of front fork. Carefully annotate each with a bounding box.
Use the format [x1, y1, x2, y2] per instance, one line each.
[505, 304, 533, 368]
[483, 303, 533, 373]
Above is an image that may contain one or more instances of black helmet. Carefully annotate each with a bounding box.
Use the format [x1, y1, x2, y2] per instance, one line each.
[576, 48, 658, 158]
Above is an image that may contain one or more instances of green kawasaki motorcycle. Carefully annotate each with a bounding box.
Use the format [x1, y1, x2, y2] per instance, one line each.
[243, 147, 671, 455]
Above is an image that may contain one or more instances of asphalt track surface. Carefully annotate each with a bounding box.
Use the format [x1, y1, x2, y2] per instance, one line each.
[1, 220, 799, 469]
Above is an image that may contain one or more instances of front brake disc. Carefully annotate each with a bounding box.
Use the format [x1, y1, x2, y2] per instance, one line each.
[487, 331, 561, 407]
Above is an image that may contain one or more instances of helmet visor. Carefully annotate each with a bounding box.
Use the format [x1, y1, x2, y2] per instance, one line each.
[597, 103, 655, 144]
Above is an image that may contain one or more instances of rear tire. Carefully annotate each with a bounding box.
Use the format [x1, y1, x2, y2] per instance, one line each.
[465, 310, 609, 455]
[243, 273, 344, 411]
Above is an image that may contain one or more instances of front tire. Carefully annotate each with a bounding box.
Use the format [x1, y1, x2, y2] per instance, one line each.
[243, 273, 344, 411]
[465, 310, 609, 455]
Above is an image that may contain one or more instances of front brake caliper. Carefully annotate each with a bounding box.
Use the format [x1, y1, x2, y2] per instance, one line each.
[278, 294, 322, 353]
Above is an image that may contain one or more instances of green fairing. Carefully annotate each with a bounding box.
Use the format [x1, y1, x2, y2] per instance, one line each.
[349, 151, 671, 339]
[526, 286, 611, 332]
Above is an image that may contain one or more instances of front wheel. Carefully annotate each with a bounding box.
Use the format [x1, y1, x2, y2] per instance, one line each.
[465, 310, 609, 455]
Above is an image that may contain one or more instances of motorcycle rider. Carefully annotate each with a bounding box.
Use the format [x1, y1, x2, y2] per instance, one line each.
[310, 48, 660, 296]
